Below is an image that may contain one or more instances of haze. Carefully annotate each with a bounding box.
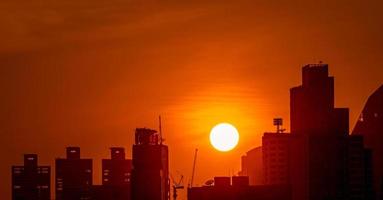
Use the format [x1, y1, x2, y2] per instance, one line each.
[1, 0, 383, 199]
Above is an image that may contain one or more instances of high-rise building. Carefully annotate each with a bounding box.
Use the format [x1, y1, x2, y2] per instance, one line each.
[239, 146, 263, 185]
[101, 147, 132, 200]
[55, 147, 92, 200]
[347, 135, 375, 200]
[262, 132, 291, 185]
[353, 85, 383, 200]
[290, 64, 349, 136]
[131, 128, 169, 200]
[12, 154, 50, 200]
[289, 64, 350, 200]
[287, 63, 374, 200]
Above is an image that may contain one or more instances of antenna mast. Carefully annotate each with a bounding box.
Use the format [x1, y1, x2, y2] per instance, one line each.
[190, 148, 198, 188]
[159, 115, 163, 144]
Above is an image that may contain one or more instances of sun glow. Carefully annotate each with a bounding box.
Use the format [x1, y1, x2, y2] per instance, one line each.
[209, 123, 239, 152]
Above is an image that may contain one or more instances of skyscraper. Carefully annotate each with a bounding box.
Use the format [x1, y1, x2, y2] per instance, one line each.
[353, 84, 383, 200]
[262, 132, 291, 185]
[55, 147, 92, 200]
[290, 64, 349, 136]
[101, 147, 132, 200]
[131, 128, 169, 200]
[12, 154, 50, 200]
[347, 135, 375, 200]
[283, 63, 375, 200]
[290, 64, 349, 200]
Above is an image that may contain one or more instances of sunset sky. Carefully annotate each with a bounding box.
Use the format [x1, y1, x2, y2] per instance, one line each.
[1, 0, 383, 199]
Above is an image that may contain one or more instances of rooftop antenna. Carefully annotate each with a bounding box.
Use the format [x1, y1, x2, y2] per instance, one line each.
[159, 115, 163, 144]
[273, 118, 286, 133]
[190, 148, 198, 188]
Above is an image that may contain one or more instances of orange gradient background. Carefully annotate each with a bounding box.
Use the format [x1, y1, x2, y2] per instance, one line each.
[1, 0, 383, 199]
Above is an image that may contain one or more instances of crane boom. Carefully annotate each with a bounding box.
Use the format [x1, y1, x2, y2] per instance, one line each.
[190, 148, 198, 188]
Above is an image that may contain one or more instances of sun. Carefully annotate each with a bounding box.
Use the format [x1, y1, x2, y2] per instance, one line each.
[209, 123, 239, 152]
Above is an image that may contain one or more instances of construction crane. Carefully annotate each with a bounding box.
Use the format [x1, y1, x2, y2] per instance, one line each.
[190, 148, 198, 188]
[170, 174, 184, 200]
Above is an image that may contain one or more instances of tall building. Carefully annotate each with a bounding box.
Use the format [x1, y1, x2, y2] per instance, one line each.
[55, 147, 92, 200]
[131, 128, 169, 200]
[188, 176, 291, 200]
[347, 135, 375, 200]
[287, 63, 374, 200]
[12, 154, 50, 200]
[289, 64, 350, 200]
[239, 146, 263, 185]
[101, 147, 132, 200]
[353, 85, 383, 200]
[262, 132, 291, 185]
[290, 64, 349, 135]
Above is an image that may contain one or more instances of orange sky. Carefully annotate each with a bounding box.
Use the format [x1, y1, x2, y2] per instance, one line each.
[1, 0, 383, 199]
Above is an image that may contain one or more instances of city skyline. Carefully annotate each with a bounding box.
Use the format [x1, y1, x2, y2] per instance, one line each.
[2, 1, 383, 199]
[10, 64, 383, 200]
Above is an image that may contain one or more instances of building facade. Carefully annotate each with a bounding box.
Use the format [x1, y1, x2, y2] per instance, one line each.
[100, 147, 132, 200]
[239, 146, 263, 185]
[55, 147, 92, 200]
[131, 128, 169, 200]
[288, 64, 373, 200]
[262, 132, 291, 185]
[353, 85, 383, 200]
[12, 154, 50, 200]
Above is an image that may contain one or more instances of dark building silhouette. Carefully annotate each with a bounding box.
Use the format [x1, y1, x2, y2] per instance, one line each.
[99, 147, 132, 200]
[238, 146, 263, 185]
[188, 176, 291, 200]
[12, 154, 50, 200]
[347, 135, 375, 200]
[103, 147, 132, 186]
[131, 128, 169, 200]
[290, 64, 349, 135]
[262, 132, 291, 185]
[284, 63, 373, 200]
[353, 84, 383, 200]
[289, 64, 350, 200]
[55, 147, 92, 200]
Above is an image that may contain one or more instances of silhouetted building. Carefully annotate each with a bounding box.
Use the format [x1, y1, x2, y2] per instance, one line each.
[287, 64, 373, 200]
[347, 135, 375, 200]
[239, 146, 263, 185]
[56, 147, 92, 200]
[353, 85, 383, 200]
[188, 176, 291, 200]
[262, 132, 291, 185]
[12, 154, 50, 200]
[290, 64, 349, 135]
[101, 147, 132, 200]
[131, 128, 169, 200]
